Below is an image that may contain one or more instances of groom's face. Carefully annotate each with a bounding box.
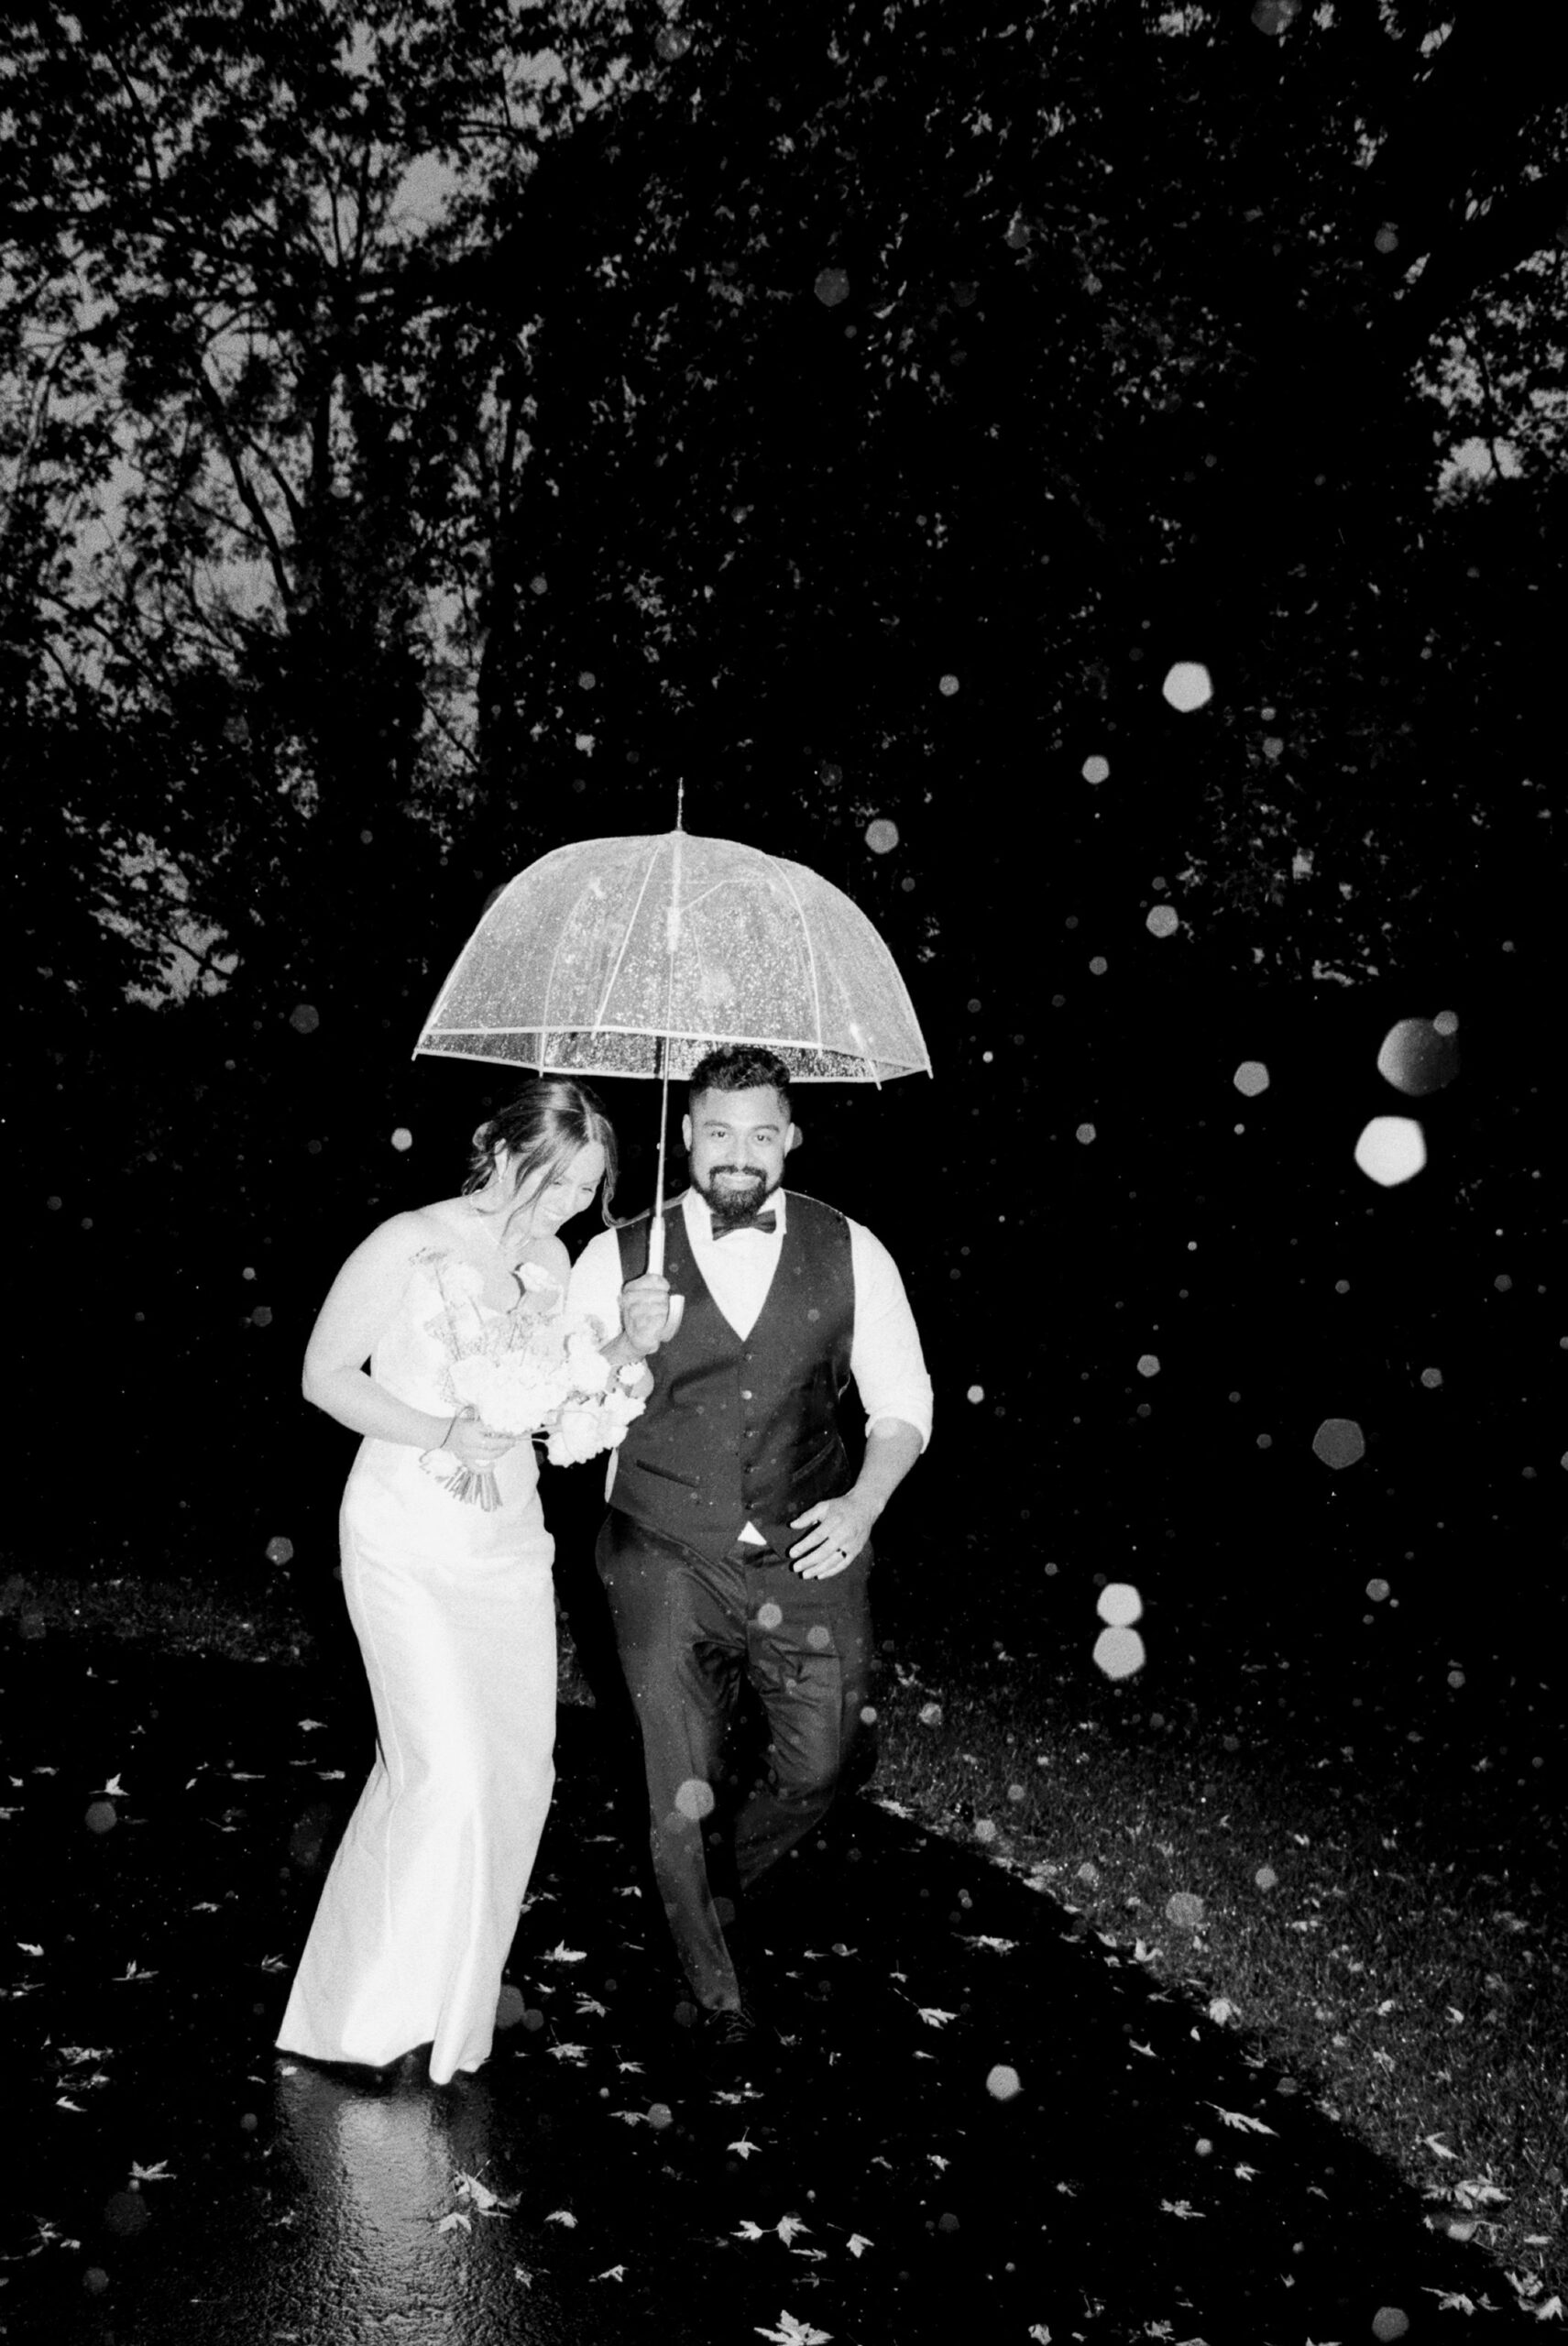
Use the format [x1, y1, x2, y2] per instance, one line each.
[683, 1086, 797, 1217]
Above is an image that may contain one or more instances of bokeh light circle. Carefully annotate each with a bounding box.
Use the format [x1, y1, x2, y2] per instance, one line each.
[1097, 1582, 1144, 1628]
[1354, 1116, 1426, 1186]
[1161, 661, 1213, 712]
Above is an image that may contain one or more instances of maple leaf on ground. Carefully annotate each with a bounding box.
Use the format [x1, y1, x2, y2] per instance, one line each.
[729, 2133, 762, 2159]
[436, 2209, 471, 2233]
[130, 2161, 173, 2182]
[576, 1996, 608, 2017]
[1423, 2133, 1459, 2159]
[756, 2314, 832, 2346]
[1203, 2104, 1277, 2135]
[616, 2059, 644, 2074]
[1234, 2163, 1260, 2181]
[453, 2170, 517, 2214]
[17, 1942, 43, 1956]
[297, 1719, 325, 1732]
[546, 2043, 589, 2063]
[734, 2220, 768, 2241]
[543, 2209, 577, 2226]
[1160, 2200, 1204, 2219]
[846, 2233, 873, 2257]
[776, 2216, 811, 2245]
[962, 1935, 1018, 1954]
[543, 1943, 587, 1963]
[916, 2008, 957, 2028]
[592, 2265, 626, 2282]
[100, 1774, 126, 1796]
[55, 2096, 86, 2112]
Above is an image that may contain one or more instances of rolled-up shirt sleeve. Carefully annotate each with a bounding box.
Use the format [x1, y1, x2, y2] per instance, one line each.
[567, 1225, 628, 1339]
[848, 1222, 933, 1452]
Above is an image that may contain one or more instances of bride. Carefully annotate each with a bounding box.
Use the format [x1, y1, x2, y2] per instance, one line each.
[276, 1077, 634, 2085]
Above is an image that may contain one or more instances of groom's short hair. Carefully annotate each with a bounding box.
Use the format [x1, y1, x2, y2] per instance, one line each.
[686, 1047, 793, 1120]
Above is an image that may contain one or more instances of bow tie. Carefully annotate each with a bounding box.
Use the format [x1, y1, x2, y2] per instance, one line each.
[712, 1209, 777, 1240]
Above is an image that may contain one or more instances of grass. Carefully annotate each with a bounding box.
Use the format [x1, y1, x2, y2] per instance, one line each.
[5, 1557, 1563, 2316]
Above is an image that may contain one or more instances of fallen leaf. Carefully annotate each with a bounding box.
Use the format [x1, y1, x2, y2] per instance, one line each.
[755, 2314, 832, 2346]
[916, 2008, 957, 2029]
[1204, 2104, 1277, 2136]
[775, 2215, 810, 2245]
[297, 1719, 325, 1732]
[543, 2209, 577, 2227]
[729, 2134, 762, 2160]
[735, 2218, 770, 2242]
[1159, 2199, 1204, 2219]
[1422, 2134, 1458, 2160]
[17, 1942, 43, 1957]
[101, 1773, 126, 1796]
[846, 2233, 873, 2257]
[130, 2161, 173, 2182]
[543, 1943, 587, 1964]
[436, 2210, 471, 2234]
[592, 2265, 626, 2282]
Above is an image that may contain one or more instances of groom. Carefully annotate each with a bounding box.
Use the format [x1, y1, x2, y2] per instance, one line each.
[567, 1046, 931, 2062]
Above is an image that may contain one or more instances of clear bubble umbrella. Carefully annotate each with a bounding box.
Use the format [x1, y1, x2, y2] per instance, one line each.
[413, 815, 932, 1274]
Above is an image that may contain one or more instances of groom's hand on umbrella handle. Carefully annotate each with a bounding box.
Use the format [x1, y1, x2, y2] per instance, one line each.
[620, 1273, 678, 1354]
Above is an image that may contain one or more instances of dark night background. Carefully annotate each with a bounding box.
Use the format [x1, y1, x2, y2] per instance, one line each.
[5, 0, 1563, 1673]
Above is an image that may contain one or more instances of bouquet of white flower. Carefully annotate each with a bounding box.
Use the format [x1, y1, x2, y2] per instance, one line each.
[419, 1261, 645, 1507]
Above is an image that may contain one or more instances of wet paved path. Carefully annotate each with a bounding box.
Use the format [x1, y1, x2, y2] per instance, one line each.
[2, 1639, 1518, 2344]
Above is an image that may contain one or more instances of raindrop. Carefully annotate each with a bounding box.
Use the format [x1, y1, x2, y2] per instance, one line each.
[1313, 1418, 1366, 1470]
[1075, 1123, 1097, 1145]
[1371, 2312, 1409, 2344]
[1366, 1577, 1390, 1602]
[975, 1819, 997, 1843]
[1432, 1009, 1459, 1036]
[390, 1127, 413, 1152]
[290, 1003, 320, 1034]
[1376, 1016, 1459, 1097]
[1255, 1866, 1277, 1891]
[1146, 904, 1179, 938]
[1420, 1367, 1443, 1389]
[814, 266, 850, 307]
[1136, 1354, 1160, 1378]
[1089, 956, 1108, 975]
[251, 1306, 273, 1328]
[1097, 1583, 1144, 1627]
[1081, 754, 1110, 784]
[757, 1600, 784, 1630]
[674, 1778, 716, 1822]
[967, 1385, 985, 1403]
[495, 1983, 527, 2029]
[1354, 1116, 1426, 1186]
[865, 817, 899, 854]
[265, 1537, 294, 1566]
[1093, 1624, 1146, 1679]
[859, 1704, 878, 1725]
[47, 1195, 62, 1211]
[85, 1799, 117, 1835]
[104, 2190, 148, 2238]
[938, 674, 959, 696]
[806, 1624, 832, 1650]
[1251, 0, 1301, 27]
[82, 2270, 110, 2297]
[918, 1701, 944, 1728]
[986, 2064, 1023, 2100]
[1161, 661, 1212, 712]
[648, 2102, 674, 2128]
[1262, 735, 1284, 760]
[1195, 2136, 1214, 2157]
[1233, 1060, 1270, 1096]
[530, 574, 548, 595]
[1374, 224, 1399, 255]
[1447, 1669, 1464, 1689]
[1166, 1891, 1205, 1929]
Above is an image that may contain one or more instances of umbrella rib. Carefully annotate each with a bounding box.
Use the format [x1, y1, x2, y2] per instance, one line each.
[756, 851, 827, 1054]
[589, 837, 665, 1036]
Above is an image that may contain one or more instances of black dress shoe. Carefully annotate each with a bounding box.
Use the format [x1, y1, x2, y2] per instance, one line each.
[699, 2004, 769, 2070]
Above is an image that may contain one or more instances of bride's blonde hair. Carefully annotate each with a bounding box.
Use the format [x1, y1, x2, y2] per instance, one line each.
[464, 1078, 620, 1231]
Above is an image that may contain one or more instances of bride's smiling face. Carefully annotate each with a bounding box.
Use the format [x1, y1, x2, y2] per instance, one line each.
[499, 1141, 607, 1234]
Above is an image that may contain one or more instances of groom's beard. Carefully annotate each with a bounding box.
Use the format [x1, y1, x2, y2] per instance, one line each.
[694, 1166, 781, 1230]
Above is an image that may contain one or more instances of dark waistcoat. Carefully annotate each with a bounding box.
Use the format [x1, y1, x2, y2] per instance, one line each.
[609, 1191, 856, 1563]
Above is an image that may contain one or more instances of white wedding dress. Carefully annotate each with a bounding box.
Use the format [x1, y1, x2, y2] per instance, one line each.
[277, 1244, 558, 2084]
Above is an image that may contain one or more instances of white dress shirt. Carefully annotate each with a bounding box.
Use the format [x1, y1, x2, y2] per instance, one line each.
[567, 1187, 933, 1529]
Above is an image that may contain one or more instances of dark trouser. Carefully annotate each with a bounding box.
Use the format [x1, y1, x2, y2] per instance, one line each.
[595, 1508, 874, 2013]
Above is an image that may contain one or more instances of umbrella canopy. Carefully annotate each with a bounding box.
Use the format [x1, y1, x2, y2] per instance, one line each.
[414, 829, 932, 1085]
